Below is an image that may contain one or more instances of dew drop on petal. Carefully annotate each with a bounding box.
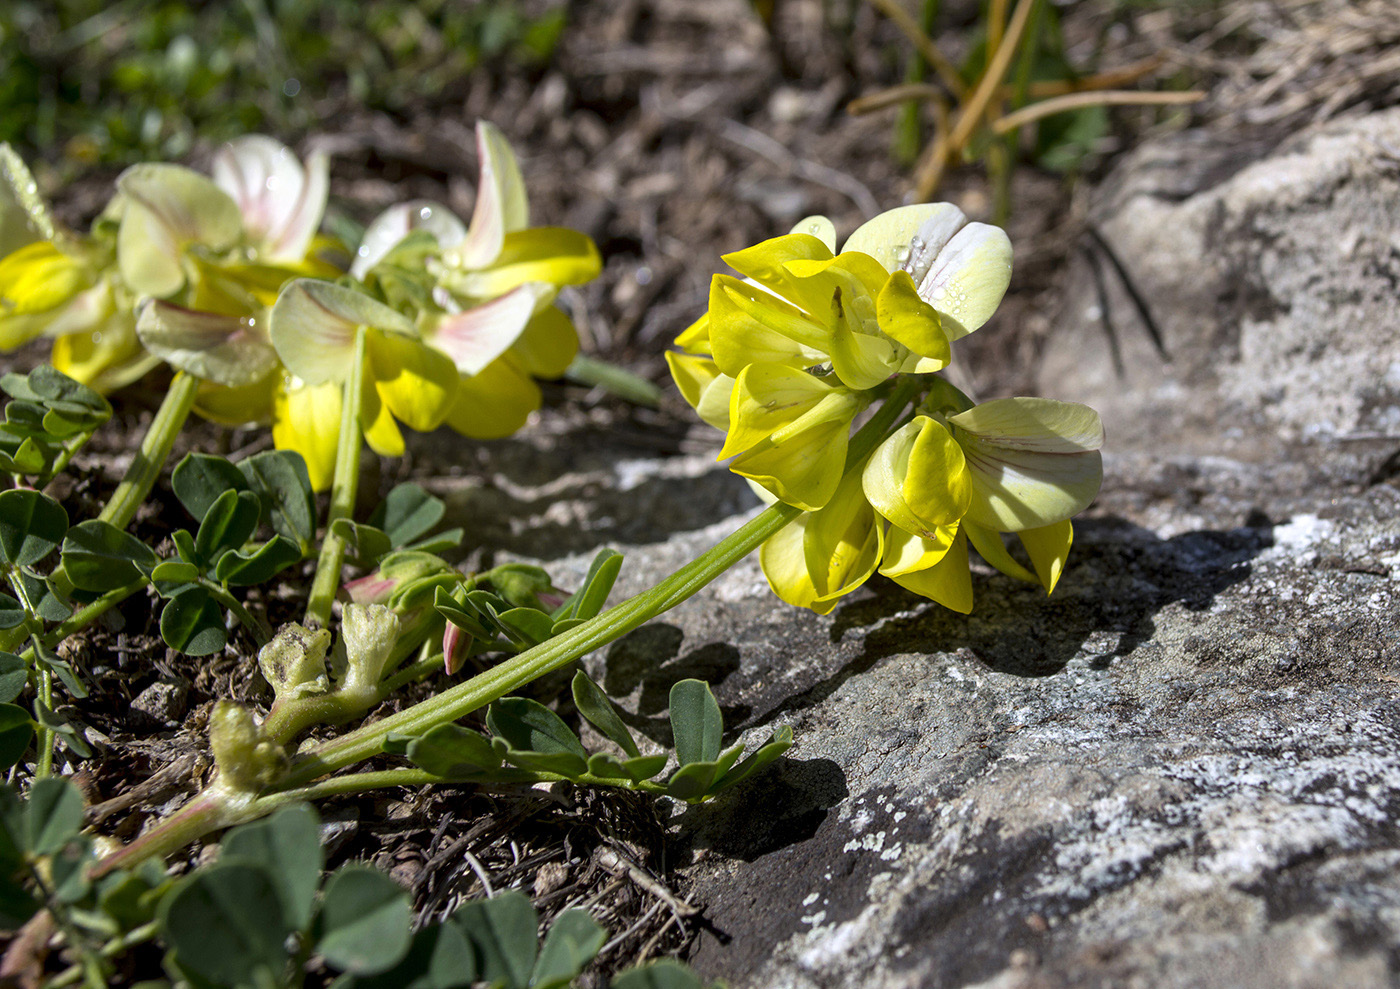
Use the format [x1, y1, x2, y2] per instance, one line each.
[418, 206, 434, 221]
[91, 331, 102, 344]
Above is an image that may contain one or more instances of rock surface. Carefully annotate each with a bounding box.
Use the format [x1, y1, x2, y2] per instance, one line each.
[424, 110, 1400, 989]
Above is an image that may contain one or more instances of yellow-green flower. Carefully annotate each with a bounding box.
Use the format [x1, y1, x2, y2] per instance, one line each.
[269, 279, 458, 490]
[349, 121, 599, 441]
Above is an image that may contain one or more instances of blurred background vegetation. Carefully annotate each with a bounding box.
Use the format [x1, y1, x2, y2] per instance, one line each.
[0, 0, 565, 173]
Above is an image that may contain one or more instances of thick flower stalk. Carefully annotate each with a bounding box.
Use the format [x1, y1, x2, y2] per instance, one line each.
[669, 204, 1104, 615]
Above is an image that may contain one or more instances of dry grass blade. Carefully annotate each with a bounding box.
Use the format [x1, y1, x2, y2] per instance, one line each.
[992, 89, 1205, 134]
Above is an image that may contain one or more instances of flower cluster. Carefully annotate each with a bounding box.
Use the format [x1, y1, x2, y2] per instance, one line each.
[669, 205, 1103, 615]
[0, 122, 599, 490]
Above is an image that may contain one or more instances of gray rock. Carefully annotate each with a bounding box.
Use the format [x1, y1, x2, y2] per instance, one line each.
[426, 110, 1400, 989]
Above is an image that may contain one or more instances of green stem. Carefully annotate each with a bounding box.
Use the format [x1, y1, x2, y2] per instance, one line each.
[1, 577, 149, 673]
[40, 427, 97, 490]
[276, 375, 922, 790]
[93, 377, 924, 872]
[200, 579, 271, 644]
[7, 568, 54, 777]
[99, 372, 200, 530]
[305, 328, 367, 628]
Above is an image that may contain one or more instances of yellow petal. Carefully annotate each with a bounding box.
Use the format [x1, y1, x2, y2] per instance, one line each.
[360, 374, 405, 457]
[511, 305, 579, 379]
[881, 527, 973, 613]
[1017, 519, 1073, 594]
[450, 228, 600, 298]
[720, 362, 843, 459]
[273, 378, 341, 491]
[760, 515, 819, 612]
[457, 121, 530, 268]
[862, 417, 971, 537]
[803, 467, 883, 611]
[780, 257, 896, 389]
[722, 233, 833, 296]
[367, 329, 459, 433]
[0, 242, 90, 314]
[963, 520, 1036, 584]
[729, 396, 857, 511]
[51, 320, 156, 392]
[708, 274, 826, 376]
[666, 350, 733, 430]
[116, 164, 242, 298]
[196, 374, 276, 427]
[674, 312, 711, 354]
[444, 355, 541, 439]
[879, 521, 957, 577]
[877, 269, 949, 366]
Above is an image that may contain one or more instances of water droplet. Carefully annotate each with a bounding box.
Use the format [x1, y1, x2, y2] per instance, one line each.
[357, 245, 370, 257]
[265, 175, 282, 192]
[418, 206, 434, 221]
[91, 332, 102, 344]
[283, 78, 301, 98]
[808, 222, 823, 233]
[929, 286, 948, 302]
[635, 265, 653, 286]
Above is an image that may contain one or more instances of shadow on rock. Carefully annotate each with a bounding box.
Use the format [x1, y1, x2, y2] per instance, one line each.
[676, 756, 850, 863]
[770, 513, 1273, 720]
[597, 623, 749, 746]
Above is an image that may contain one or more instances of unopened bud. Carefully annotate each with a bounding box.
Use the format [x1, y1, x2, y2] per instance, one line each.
[339, 603, 402, 696]
[257, 623, 331, 701]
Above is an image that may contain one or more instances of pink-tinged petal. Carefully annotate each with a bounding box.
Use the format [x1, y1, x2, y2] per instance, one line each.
[211, 136, 327, 261]
[350, 200, 466, 278]
[429, 283, 544, 376]
[136, 301, 277, 387]
[443, 621, 471, 676]
[345, 574, 396, 606]
[269, 278, 414, 385]
[457, 121, 529, 269]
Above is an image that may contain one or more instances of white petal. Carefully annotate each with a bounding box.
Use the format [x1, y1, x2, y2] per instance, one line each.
[916, 222, 1012, 339]
[269, 279, 413, 384]
[841, 203, 968, 276]
[137, 301, 277, 387]
[212, 136, 326, 261]
[350, 200, 466, 279]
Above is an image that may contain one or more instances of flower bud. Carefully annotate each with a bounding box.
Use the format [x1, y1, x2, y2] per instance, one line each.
[339, 603, 402, 697]
[209, 700, 288, 792]
[488, 564, 562, 613]
[257, 623, 331, 701]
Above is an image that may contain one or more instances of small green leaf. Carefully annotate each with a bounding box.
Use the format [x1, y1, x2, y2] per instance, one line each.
[0, 875, 40, 930]
[369, 483, 445, 548]
[552, 548, 622, 622]
[451, 891, 538, 989]
[61, 519, 158, 592]
[533, 908, 606, 989]
[317, 865, 413, 976]
[32, 702, 91, 756]
[663, 761, 720, 802]
[330, 519, 393, 564]
[25, 777, 83, 855]
[0, 704, 32, 768]
[160, 587, 227, 656]
[585, 752, 631, 781]
[239, 450, 316, 545]
[333, 921, 478, 989]
[171, 452, 247, 522]
[0, 437, 49, 477]
[402, 528, 464, 555]
[487, 698, 588, 761]
[0, 652, 26, 703]
[33, 640, 87, 699]
[170, 529, 198, 567]
[194, 489, 260, 564]
[669, 680, 723, 766]
[405, 724, 501, 779]
[0, 489, 67, 566]
[214, 534, 302, 586]
[221, 804, 323, 930]
[623, 754, 669, 783]
[708, 726, 793, 795]
[609, 959, 707, 989]
[159, 862, 293, 987]
[0, 594, 25, 629]
[148, 560, 194, 582]
[98, 866, 170, 930]
[495, 607, 554, 649]
[571, 671, 640, 758]
[496, 743, 588, 778]
[433, 587, 493, 640]
[18, 367, 111, 421]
